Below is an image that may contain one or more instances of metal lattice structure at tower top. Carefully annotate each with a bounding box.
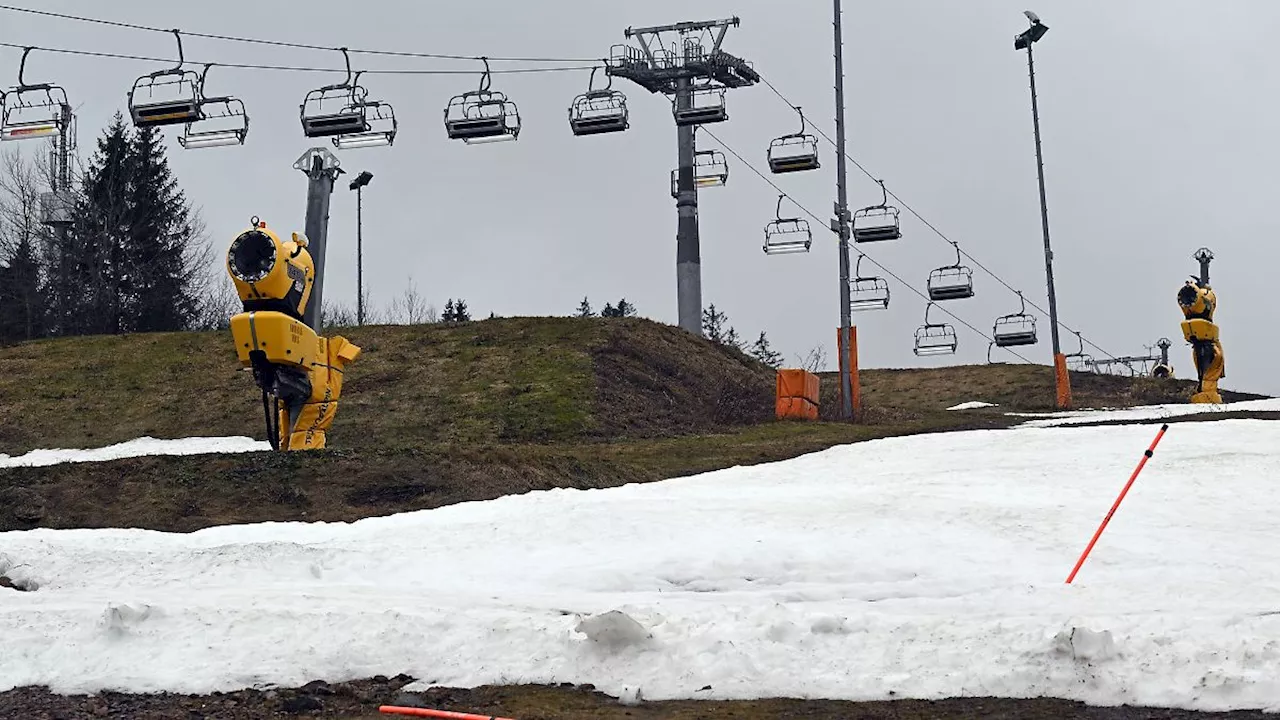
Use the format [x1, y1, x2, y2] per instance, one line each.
[606, 18, 760, 94]
[606, 18, 760, 337]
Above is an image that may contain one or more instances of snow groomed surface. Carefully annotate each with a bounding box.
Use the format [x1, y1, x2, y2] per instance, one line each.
[3, 406, 1280, 711]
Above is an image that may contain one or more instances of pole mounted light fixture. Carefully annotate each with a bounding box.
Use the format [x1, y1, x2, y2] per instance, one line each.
[1014, 10, 1048, 49]
[1013, 9, 1071, 409]
[349, 170, 373, 191]
[348, 170, 373, 325]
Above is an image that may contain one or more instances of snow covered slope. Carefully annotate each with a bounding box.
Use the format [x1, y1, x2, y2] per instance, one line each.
[3, 413, 1280, 711]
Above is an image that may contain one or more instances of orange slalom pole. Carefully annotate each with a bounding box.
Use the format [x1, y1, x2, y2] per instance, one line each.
[1065, 423, 1170, 584]
[379, 706, 516, 720]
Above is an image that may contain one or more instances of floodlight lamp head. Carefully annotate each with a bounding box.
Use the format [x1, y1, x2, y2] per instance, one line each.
[348, 170, 373, 190]
[1014, 10, 1048, 49]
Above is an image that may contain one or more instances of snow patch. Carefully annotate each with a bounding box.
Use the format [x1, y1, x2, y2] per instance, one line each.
[1009, 398, 1280, 427]
[947, 401, 997, 410]
[0, 436, 270, 468]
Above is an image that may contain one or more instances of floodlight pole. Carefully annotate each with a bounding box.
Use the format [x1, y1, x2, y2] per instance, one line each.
[349, 170, 374, 327]
[356, 184, 364, 325]
[832, 0, 854, 422]
[1017, 13, 1070, 409]
[294, 148, 344, 332]
[607, 17, 759, 337]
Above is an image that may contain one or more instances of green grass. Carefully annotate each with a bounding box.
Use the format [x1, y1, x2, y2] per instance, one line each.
[0, 317, 774, 454]
[0, 317, 1269, 534]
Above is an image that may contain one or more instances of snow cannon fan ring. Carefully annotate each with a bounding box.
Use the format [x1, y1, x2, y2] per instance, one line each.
[228, 229, 277, 283]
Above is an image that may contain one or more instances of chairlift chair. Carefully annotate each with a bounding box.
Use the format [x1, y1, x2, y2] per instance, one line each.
[927, 241, 975, 301]
[177, 65, 249, 149]
[992, 291, 1038, 347]
[127, 30, 205, 128]
[445, 58, 521, 143]
[1, 48, 71, 142]
[333, 96, 397, 149]
[300, 49, 372, 139]
[767, 106, 820, 174]
[1063, 331, 1095, 372]
[671, 149, 729, 196]
[852, 179, 902, 243]
[568, 67, 629, 136]
[673, 84, 727, 127]
[849, 254, 890, 311]
[762, 195, 812, 255]
[179, 96, 248, 149]
[914, 302, 958, 356]
[693, 148, 728, 187]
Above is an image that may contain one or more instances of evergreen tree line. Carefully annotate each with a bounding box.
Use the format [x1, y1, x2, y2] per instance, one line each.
[0, 112, 215, 343]
[573, 295, 785, 369]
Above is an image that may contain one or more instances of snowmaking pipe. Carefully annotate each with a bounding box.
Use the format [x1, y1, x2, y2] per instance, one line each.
[1065, 423, 1170, 584]
[379, 706, 516, 720]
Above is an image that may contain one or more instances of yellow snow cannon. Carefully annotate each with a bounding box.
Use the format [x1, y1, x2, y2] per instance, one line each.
[226, 216, 360, 450]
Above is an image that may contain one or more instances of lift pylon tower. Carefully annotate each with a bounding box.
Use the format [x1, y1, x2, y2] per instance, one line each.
[606, 18, 759, 336]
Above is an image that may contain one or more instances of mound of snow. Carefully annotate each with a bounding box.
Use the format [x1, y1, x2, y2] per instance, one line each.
[947, 401, 998, 411]
[4, 419, 1280, 712]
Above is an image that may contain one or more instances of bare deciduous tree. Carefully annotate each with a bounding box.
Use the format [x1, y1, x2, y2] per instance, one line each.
[387, 276, 435, 325]
[0, 149, 44, 258]
[797, 344, 827, 373]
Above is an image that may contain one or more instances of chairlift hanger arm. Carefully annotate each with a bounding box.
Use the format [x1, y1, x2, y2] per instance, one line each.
[16, 45, 35, 88]
[168, 28, 185, 72]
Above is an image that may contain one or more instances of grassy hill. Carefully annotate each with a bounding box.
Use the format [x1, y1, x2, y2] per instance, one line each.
[0, 317, 1268, 533]
[0, 317, 774, 453]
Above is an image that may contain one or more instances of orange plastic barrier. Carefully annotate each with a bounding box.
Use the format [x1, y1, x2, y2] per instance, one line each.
[776, 396, 819, 420]
[835, 326, 862, 419]
[776, 369, 820, 420]
[1054, 352, 1073, 409]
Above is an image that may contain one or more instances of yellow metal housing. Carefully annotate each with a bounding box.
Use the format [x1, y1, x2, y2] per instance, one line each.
[229, 311, 319, 370]
[1180, 318, 1219, 343]
[226, 223, 315, 318]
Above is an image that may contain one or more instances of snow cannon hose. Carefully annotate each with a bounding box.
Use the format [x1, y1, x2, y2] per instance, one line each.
[1065, 423, 1169, 584]
[379, 706, 517, 720]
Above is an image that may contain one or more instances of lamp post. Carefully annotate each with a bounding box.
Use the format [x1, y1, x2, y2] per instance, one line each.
[1015, 11, 1071, 409]
[348, 170, 373, 326]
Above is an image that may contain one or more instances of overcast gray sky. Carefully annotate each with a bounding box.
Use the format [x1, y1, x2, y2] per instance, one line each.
[5, 0, 1277, 396]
